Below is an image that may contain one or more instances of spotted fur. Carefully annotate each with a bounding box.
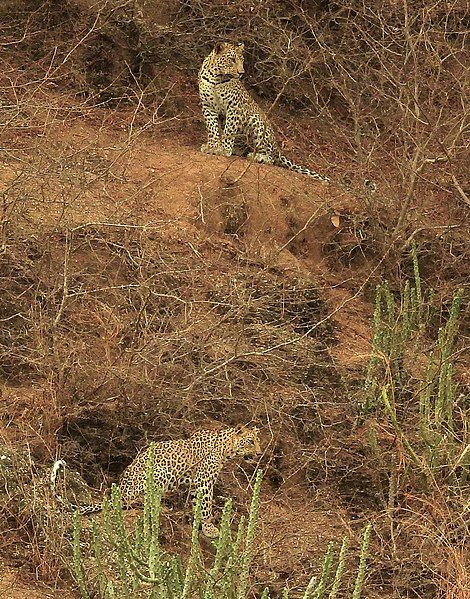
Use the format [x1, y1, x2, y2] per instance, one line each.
[198, 41, 330, 182]
[51, 425, 261, 538]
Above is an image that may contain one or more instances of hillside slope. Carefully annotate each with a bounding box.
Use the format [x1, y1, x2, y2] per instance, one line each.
[1, 4, 468, 590]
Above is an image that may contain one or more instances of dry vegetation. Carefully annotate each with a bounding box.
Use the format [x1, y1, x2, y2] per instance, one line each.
[0, 0, 468, 598]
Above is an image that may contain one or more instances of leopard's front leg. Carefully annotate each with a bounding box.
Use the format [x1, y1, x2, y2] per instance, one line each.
[201, 105, 222, 154]
[192, 465, 219, 539]
[218, 110, 241, 157]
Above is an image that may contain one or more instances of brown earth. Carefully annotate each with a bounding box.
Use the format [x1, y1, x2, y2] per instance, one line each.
[1, 98, 468, 598]
[0, 567, 73, 599]
[1, 3, 468, 596]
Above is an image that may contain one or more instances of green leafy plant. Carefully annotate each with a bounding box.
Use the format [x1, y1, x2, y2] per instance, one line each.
[363, 243, 467, 487]
[364, 242, 432, 410]
[72, 454, 373, 598]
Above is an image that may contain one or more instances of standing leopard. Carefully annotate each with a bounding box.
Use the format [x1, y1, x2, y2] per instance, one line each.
[51, 425, 261, 539]
[198, 41, 330, 182]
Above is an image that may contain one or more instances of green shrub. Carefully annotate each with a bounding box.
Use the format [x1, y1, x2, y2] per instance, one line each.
[71, 454, 372, 598]
[363, 243, 467, 487]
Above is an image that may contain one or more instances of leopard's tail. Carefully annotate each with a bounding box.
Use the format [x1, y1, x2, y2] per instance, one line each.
[276, 154, 377, 192]
[277, 154, 330, 183]
[50, 459, 103, 514]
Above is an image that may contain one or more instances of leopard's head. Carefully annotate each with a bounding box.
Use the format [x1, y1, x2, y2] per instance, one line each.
[210, 42, 245, 79]
[231, 424, 261, 458]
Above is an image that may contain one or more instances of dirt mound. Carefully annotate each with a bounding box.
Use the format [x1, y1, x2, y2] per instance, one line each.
[1, 98, 468, 597]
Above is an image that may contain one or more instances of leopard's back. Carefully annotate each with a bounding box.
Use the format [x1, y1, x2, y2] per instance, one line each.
[118, 434, 215, 501]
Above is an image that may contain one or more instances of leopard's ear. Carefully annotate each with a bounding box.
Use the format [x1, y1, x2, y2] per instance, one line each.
[214, 41, 226, 54]
[237, 42, 245, 51]
[234, 423, 246, 433]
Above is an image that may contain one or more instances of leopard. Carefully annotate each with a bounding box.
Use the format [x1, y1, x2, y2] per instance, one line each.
[50, 425, 261, 539]
[199, 42, 377, 192]
[198, 41, 331, 182]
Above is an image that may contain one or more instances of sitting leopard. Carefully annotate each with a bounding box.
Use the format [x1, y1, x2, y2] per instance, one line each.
[198, 41, 330, 182]
[51, 425, 261, 539]
[199, 42, 377, 192]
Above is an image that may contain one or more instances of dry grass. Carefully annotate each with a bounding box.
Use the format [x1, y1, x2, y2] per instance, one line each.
[0, 1, 468, 597]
